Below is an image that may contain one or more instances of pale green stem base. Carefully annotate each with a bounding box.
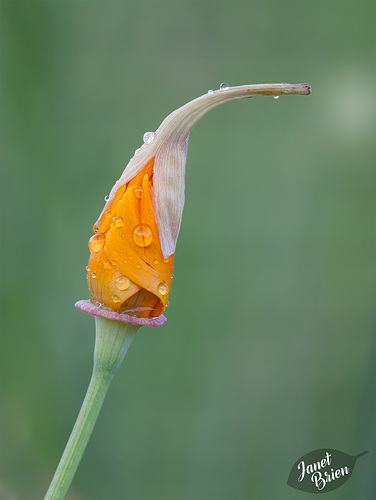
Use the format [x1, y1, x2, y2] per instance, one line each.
[45, 317, 140, 500]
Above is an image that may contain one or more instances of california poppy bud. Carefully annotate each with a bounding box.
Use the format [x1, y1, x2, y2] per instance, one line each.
[86, 156, 174, 318]
[77, 83, 311, 322]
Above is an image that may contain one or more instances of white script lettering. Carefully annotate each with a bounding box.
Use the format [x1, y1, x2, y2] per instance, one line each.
[297, 452, 332, 482]
[311, 467, 349, 490]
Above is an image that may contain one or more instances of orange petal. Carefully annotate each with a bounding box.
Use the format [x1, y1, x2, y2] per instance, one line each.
[87, 157, 174, 317]
[87, 246, 141, 311]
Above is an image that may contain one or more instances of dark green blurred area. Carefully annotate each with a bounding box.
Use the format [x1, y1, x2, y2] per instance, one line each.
[1, 1, 375, 499]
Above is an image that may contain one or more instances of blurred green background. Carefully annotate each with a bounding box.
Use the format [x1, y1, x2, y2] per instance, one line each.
[1, 1, 374, 499]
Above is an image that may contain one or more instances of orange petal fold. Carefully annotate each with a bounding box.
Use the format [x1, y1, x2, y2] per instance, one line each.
[87, 157, 174, 318]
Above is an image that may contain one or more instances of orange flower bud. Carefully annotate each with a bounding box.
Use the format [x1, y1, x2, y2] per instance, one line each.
[87, 157, 173, 318]
[76, 83, 311, 324]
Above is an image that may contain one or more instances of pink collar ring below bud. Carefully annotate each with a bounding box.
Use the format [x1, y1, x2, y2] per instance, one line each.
[75, 299, 167, 327]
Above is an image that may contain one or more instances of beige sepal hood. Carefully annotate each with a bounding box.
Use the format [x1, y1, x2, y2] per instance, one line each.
[95, 83, 311, 259]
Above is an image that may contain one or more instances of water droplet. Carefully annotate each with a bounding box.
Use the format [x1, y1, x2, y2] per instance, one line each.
[219, 82, 229, 90]
[207, 89, 214, 95]
[136, 264, 141, 269]
[94, 226, 99, 233]
[134, 186, 142, 199]
[104, 194, 110, 202]
[116, 276, 130, 291]
[153, 259, 159, 265]
[273, 96, 280, 100]
[112, 216, 123, 228]
[133, 224, 153, 247]
[112, 295, 120, 304]
[134, 147, 141, 156]
[91, 272, 96, 279]
[86, 266, 91, 272]
[158, 282, 169, 296]
[143, 131, 154, 144]
[166, 301, 170, 307]
[163, 258, 169, 264]
[103, 260, 111, 270]
[88, 233, 105, 252]
[104, 210, 111, 217]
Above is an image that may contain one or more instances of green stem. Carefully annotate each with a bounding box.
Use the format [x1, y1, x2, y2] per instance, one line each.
[45, 316, 140, 500]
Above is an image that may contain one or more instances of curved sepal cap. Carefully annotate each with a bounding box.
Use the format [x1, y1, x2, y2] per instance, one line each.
[98, 83, 311, 258]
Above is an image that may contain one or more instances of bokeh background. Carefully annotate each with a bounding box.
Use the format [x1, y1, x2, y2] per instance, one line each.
[1, 1, 374, 499]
